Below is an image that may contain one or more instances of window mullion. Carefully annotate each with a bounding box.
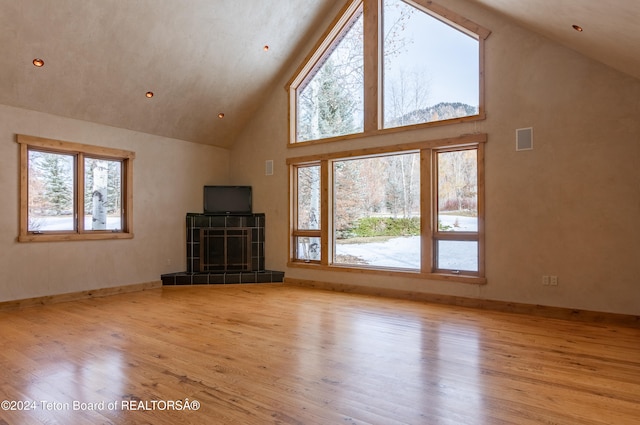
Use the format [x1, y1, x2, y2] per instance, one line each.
[420, 148, 432, 273]
[123, 158, 132, 233]
[433, 232, 479, 241]
[293, 230, 322, 237]
[19, 143, 29, 236]
[320, 160, 330, 265]
[363, 0, 378, 132]
[77, 153, 84, 233]
[476, 143, 485, 276]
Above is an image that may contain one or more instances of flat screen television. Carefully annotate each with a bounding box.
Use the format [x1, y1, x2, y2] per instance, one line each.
[203, 185, 252, 215]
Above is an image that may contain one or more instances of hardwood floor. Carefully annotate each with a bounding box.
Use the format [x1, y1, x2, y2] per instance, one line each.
[0, 284, 638, 425]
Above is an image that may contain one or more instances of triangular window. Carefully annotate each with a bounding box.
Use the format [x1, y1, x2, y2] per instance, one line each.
[292, 2, 364, 142]
[288, 0, 490, 145]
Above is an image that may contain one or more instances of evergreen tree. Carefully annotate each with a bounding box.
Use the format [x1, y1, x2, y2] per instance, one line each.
[35, 152, 73, 215]
[84, 159, 95, 213]
[317, 61, 358, 138]
[106, 161, 121, 214]
[297, 13, 364, 141]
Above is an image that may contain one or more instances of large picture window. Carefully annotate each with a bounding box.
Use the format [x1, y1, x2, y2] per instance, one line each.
[18, 134, 134, 242]
[333, 152, 420, 269]
[287, 0, 490, 145]
[288, 134, 485, 283]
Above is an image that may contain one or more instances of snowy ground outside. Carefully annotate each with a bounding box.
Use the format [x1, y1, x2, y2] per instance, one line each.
[29, 215, 122, 231]
[335, 214, 478, 271]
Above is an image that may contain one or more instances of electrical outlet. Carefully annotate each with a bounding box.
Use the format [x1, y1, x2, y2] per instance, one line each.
[542, 275, 550, 286]
[550, 276, 558, 286]
[166, 258, 172, 266]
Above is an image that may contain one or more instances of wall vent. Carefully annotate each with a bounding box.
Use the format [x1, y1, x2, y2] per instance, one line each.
[516, 127, 533, 151]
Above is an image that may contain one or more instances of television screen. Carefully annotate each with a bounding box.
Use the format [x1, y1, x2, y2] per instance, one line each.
[203, 186, 252, 215]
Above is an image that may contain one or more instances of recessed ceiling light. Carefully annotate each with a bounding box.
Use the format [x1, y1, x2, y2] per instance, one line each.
[218, 113, 225, 119]
[145, 91, 154, 98]
[32, 58, 44, 67]
[572, 24, 583, 32]
[263, 45, 270, 51]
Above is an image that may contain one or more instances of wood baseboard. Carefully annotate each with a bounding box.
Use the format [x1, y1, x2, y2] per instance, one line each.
[0, 281, 162, 312]
[284, 277, 640, 328]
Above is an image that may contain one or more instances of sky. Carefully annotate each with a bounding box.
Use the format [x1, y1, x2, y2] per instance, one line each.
[383, 0, 479, 108]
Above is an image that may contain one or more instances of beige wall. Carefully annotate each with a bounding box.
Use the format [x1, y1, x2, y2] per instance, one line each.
[230, 0, 640, 315]
[0, 104, 230, 302]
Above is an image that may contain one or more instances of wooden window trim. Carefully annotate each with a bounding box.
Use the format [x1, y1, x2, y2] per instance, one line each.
[286, 0, 491, 147]
[288, 133, 486, 284]
[17, 134, 135, 242]
[286, 133, 486, 165]
[431, 144, 485, 276]
[290, 163, 323, 263]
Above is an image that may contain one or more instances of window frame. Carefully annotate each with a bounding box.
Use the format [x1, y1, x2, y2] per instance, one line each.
[286, 0, 491, 146]
[287, 133, 486, 284]
[17, 134, 135, 242]
[291, 162, 324, 263]
[431, 145, 484, 277]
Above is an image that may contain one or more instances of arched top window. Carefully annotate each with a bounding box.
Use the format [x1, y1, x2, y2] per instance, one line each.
[287, 0, 490, 145]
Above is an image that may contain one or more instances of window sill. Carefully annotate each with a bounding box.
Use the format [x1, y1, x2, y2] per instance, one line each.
[18, 232, 134, 242]
[287, 261, 486, 285]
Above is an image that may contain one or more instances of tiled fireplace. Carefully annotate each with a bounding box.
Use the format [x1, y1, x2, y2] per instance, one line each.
[186, 213, 265, 273]
[161, 213, 284, 285]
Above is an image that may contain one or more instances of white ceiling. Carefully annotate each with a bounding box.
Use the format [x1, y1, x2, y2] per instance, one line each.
[469, 0, 640, 82]
[1, 0, 638, 148]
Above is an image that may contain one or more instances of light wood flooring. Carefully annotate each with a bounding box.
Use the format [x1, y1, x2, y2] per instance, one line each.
[0, 284, 638, 424]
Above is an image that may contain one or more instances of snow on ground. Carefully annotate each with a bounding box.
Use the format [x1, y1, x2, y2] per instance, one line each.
[438, 214, 477, 232]
[30, 215, 122, 231]
[335, 214, 478, 271]
[336, 236, 421, 269]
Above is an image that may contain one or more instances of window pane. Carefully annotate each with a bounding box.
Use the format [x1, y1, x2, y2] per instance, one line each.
[84, 158, 122, 230]
[297, 165, 321, 230]
[333, 153, 420, 269]
[436, 240, 478, 272]
[28, 150, 75, 231]
[296, 237, 321, 262]
[437, 150, 477, 232]
[382, 0, 479, 129]
[297, 10, 364, 141]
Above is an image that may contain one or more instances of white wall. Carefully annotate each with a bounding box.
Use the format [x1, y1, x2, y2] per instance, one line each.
[230, 0, 640, 315]
[0, 104, 230, 301]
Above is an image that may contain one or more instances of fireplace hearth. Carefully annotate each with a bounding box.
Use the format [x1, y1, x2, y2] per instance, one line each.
[161, 213, 284, 286]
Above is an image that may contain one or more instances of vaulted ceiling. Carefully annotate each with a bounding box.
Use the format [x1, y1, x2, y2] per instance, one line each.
[1, 0, 638, 148]
[469, 0, 640, 82]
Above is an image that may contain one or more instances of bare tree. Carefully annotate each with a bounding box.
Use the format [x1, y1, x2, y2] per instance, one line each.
[385, 68, 432, 126]
[438, 150, 477, 213]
